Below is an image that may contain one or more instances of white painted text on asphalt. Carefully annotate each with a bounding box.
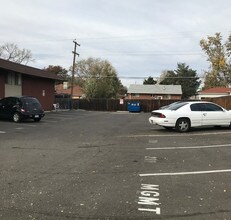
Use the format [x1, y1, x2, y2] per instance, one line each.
[138, 184, 161, 214]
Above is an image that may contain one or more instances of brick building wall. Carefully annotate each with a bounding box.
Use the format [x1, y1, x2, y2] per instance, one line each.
[22, 76, 55, 110]
[0, 74, 4, 98]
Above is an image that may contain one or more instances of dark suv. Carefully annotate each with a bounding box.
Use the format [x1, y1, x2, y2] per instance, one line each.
[0, 96, 45, 122]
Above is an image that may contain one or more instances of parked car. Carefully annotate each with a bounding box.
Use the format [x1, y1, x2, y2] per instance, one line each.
[0, 96, 45, 122]
[149, 101, 231, 132]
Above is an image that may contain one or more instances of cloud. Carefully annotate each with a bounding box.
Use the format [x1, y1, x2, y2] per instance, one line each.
[0, 0, 231, 86]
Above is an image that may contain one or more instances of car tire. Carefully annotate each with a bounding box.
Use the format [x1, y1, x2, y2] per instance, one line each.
[175, 118, 190, 132]
[34, 118, 41, 122]
[13, 112, 21, 123]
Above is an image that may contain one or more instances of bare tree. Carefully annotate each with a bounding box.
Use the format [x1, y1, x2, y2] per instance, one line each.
[0, 43, 34, 65]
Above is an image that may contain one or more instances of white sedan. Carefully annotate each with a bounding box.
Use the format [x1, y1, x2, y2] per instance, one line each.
[149, 101, 231, 132]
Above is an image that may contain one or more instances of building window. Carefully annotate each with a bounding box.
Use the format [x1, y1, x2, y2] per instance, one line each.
[15, 74, 22, 85]
[6, 73, 14, 85]
[164, 95, 171, 99]
[132, 93, 140, 97]
[5, 72, 21, 85]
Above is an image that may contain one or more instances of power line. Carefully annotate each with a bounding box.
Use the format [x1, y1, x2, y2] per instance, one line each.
[76, 75, 205, 79]
[120, 76, 204, 79]
[10, 29, 231, 44]
[97, 52, 204, 57]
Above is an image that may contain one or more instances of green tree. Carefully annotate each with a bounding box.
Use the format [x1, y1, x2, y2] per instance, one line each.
[44, 65, 69, 80]
[200, 33, 231, 89]
[143, 76, 157, 85]
[160, 63, 200, 99]
[73, 57, 124, 99]
[0, 43, 34, 64]
[159, 70, 175, 84]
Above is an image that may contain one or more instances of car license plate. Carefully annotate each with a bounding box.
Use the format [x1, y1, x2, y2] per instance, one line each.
[34, 115, 39, 118]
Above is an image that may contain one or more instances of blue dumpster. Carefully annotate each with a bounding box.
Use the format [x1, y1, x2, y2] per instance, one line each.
[127, 101, 141, 112]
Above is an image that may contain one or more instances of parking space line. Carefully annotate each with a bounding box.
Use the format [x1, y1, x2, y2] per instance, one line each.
[0, 131, 6, 134]
[123, 131, 231, 138]
[146, 143, 231, 150]
[140, 169, 231, 177]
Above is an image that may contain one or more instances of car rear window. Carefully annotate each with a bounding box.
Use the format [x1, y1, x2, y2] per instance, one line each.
[168, 102, 187, 110]
[20, 97, 42, 109]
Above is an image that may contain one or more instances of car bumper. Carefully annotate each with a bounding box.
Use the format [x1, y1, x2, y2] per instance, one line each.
[149, 116, 175, 127]
[22, 113, 45, 119]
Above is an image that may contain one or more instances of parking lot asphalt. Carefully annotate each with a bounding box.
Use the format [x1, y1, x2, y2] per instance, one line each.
[1, 110, 231, 220]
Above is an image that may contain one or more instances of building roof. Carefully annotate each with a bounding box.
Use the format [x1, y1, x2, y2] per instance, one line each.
[55, 84, 84, 97]
[0, 58, 61, 80]
[199, 87, 231, 94]
[127, 84, 182, 95]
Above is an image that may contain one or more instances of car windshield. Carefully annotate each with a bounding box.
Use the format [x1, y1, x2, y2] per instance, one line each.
[167, 102, 188, 110]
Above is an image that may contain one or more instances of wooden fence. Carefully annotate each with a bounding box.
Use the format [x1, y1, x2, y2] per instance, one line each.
[54, 98, 181, 112]
[206, 96, 231, 110]
[55, 96, 231, 112]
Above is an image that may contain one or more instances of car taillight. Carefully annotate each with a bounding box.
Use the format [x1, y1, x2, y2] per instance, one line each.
[159, 113, 166, 118]
[151, 112, 166, 118]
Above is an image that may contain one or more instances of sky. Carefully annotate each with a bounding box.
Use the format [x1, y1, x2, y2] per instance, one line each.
[0, 0, 231, 87]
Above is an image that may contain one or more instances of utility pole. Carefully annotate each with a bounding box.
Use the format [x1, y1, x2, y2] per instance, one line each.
[71, 39, 80, 107]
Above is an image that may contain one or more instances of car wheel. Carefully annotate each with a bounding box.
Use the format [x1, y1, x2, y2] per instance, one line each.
[13, 112, 21, 123]
[34, 118, 41, 122]
[175, 118, 190, 132]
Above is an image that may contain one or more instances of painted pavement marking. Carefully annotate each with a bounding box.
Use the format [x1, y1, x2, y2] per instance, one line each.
[148, 139, 158, 144]
[145, 156, 157, 163]
[138, 184, 161, 214]
[146, 143, 231, 150]
[139, 169, 231, 177]
[122, 131, 231, 138]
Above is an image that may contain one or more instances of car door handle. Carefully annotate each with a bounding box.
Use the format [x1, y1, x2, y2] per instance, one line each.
[203, 113, 207, 116]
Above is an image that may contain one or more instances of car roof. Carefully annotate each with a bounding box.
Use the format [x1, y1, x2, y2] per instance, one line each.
[153, 101, 221, 112]
[183, 101, 215, 104]
[170, 100, 214, 104]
